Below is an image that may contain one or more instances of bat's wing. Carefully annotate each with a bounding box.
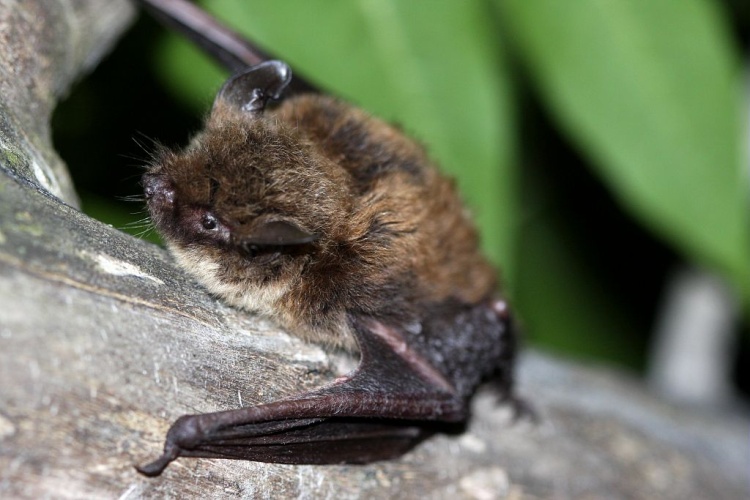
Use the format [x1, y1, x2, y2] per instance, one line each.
[137, 0, 270, 71]
[136, 317, 466, 477]
[136, 0, 316, 92]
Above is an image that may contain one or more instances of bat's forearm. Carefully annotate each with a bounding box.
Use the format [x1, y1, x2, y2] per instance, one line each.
[135, 0, 317, 92]
[136, 0, 268, 72]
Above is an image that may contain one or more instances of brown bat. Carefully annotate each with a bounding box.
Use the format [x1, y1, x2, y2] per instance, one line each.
[135, 0, 521, 477]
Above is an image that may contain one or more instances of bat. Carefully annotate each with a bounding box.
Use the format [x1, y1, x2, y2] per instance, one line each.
[134, 0, 522, 477]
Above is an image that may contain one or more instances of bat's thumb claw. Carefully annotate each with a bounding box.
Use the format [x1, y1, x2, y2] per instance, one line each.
[135, 444, 180, 477]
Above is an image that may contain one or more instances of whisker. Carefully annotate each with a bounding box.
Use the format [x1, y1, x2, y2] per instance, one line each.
[122, 216, 153, 229]
[132, 132, 159, 154]
[134, 225, 157, 240]
[118, 194, 146, 203]
[128, 132, 171, 171]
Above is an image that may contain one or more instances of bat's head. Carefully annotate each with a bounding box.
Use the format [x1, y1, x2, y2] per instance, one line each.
[143, 62, 353, 317]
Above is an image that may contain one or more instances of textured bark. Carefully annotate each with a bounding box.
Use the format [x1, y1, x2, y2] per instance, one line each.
[0, 1, 747, 498]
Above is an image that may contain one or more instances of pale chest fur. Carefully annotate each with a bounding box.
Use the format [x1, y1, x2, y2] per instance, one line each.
[167, 243, 355, 349]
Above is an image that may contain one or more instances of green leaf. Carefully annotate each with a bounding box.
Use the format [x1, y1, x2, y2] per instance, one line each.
[155, 0, 519, 284]
[499, 0, 749, 299]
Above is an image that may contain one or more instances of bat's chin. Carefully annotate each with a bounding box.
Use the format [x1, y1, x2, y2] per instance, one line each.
[166, 242, 289, 318]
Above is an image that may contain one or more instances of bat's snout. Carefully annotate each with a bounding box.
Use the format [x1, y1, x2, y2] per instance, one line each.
[143, 173, 175, 210]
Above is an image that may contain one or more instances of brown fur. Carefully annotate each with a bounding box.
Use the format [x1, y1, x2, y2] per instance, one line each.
[145, 93, 497, 349]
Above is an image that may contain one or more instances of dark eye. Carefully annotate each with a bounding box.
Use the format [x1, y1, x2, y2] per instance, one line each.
[243, 243, 260, 258]
[201, 213, 218, 230]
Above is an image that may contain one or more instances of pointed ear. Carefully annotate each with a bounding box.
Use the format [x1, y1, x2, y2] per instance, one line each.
[239, 219, 317, 246]
[214, 60, 292, 114]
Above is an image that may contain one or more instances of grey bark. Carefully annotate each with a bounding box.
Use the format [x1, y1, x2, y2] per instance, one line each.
[0, 1, 747, 498]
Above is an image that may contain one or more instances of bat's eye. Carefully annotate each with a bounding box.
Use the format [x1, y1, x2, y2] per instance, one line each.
[243, 243, 259, 258]
[202, 213, 218, 230]
[194, 211, 229, 244]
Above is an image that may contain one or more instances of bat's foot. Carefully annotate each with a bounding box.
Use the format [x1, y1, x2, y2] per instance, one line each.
[135, 443, 180, 477]
[506, 394, 538, 424]
[487, 381, 538, 424]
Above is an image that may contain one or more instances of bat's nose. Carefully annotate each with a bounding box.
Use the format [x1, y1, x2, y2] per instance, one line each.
[143, 173, 175, 207]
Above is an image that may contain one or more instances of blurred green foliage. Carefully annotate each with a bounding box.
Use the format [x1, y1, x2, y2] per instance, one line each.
[53, 0, 749, 374]
[502, 0, 748, 299]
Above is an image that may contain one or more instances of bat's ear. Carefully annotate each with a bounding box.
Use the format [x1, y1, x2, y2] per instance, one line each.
[214, 60, 292, 114]
[236, 217, 317, 247]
